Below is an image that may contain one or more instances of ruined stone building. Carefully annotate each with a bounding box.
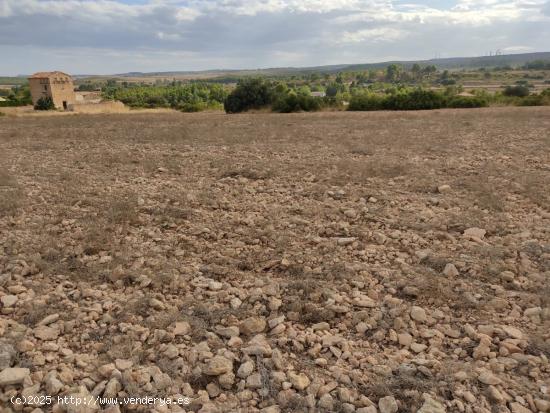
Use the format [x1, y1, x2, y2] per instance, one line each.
[28, 71, 76, 110]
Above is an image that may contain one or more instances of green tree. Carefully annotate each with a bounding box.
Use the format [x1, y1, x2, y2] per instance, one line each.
[34, 96, 55, 110]
[411, 64, 421, 81]
[422, 65, 437, 79]
[7, 85, 32, 105]
[385, 64, 402, 83]
[224, 78, 273, 113]
[368, 70, 379, 82]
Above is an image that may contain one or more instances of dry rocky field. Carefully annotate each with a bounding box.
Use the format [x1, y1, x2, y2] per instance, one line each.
[0, 107, 549, 413]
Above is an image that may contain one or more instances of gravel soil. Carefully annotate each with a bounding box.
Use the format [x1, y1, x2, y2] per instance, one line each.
[0, 107, 549, 412]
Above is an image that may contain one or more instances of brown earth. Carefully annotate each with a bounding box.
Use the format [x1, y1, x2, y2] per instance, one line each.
[0, 107, 549, 413]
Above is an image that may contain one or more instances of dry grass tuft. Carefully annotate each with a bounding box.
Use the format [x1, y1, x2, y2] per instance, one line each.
[220, 166, 274, 180]
[0, 169, 23, 217]
[360, 374, 436, 412]
[326, 157, 409, 185]
[518, 172, 549, 207]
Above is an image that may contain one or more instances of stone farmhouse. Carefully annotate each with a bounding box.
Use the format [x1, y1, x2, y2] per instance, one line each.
[28, 71, 76, 110]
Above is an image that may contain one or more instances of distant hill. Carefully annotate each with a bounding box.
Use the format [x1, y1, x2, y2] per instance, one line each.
[112, 52, 550, 79]
[2, 52, 549, 83]
[340, 52, 550, 71]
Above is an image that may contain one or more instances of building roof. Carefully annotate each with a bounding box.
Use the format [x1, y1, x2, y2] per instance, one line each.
[29, 71, 72, 79]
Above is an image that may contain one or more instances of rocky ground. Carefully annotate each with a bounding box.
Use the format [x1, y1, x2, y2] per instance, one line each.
[0, 107, 549, 413]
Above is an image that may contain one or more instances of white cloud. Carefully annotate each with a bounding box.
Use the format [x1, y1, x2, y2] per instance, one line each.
[175, 7, 202, 21]
[0, 0, 548, 74]
[502, 45, 535, 52]
[340, 27, 406, 43]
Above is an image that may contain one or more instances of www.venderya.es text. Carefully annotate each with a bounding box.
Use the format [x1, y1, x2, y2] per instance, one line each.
[11, 395, 191, 407]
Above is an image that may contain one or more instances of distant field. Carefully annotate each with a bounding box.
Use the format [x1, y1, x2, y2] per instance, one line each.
[0, 77, 27, 86]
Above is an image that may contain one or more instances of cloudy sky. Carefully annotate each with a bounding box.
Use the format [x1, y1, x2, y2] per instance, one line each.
[0, 0, 549, 75]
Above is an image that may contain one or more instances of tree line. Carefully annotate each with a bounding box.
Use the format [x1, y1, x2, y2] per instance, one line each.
[102, 82, 228, 112]
[2, 61, 549, 113]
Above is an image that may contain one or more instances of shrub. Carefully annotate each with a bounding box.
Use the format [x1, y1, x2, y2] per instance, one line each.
[383, 89, 445, 110]
[516, 91, 550, 106]
[349, 88, 488, 111]
[224, 78, 273, 113]
[178, 102, 207, 112]
[518, 95, 544, 106]
[34, 96, 55, 110]
[446, 96, 488, 108]
[144, 95, 169, 108]
[272, 93, 323, 113]
[503, 85, 530, 97]
[441, 79, 457, 86]
[0, 101, 26, 107]
[348, 93, 384, 111]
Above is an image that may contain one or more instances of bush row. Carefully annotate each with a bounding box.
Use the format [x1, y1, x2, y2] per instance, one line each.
[102, 83, 227, 112]
[225, 78, 550, 113]
[348, 89, 489, 111]
[0, 101, 28, 107]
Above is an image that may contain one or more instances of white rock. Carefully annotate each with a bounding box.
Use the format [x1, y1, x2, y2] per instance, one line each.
[319, 394, 334, 410]
[443, 263, 459, 277]
[209, 281, 223, 291]
[288, 372, 310, 390]
[0, 367, 30, 386]
[240, 317, 266, 335]
[477, 369, 501, 385]
[115, 359, 133, 370]
[398, 333, 412, 347]
[510, 402, 532, 413]
[246, 373, 263, 389]
[312, 322, 330, 331]
[410, 306, 427, 323]
[173, 321, 191, 336]
[34, 326, 60, 341]
[45, 373, 64, 395]
[230, 297, 242, 309]
[337, 237, 356, 246]
[204, 356, 233, 376]
[501, 325, 523, 340]
[418, 394, 446, 413]
[534, 399, 550, 412]
[0, 295, 18, 307]
[38, 313, 60, 326]
[237, 361, 254, 378]
[379, 396, 398, 413]
[463, 227, 486, 239]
